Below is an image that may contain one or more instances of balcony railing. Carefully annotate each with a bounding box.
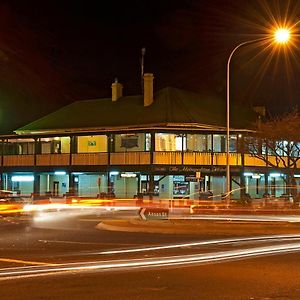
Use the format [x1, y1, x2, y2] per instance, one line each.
[36, 154, 70, 166]
[183, 152, 211, 165]
[110, 152, 150, 165]
[3, 155, 34, 166]
[0, 152, 295, 169]
[213, 153, 242, 166]
[72, 153, 108, 165]
[153, 152, 182, 165]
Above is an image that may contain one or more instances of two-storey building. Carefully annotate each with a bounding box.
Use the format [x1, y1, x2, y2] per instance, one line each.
[0, 74, 291, 200]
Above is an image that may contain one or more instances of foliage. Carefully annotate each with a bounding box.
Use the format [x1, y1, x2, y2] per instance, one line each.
[244, 110, 300, 200]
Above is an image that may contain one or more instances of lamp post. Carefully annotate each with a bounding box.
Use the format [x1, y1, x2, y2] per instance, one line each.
[225, 28, 291, 200]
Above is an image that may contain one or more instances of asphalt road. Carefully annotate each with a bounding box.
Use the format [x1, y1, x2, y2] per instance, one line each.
[0, 212, 300, 300]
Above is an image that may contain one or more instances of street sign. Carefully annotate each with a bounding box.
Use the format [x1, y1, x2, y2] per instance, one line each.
[139, 207, 169, 221]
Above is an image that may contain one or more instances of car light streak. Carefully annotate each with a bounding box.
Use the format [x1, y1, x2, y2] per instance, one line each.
[0, 242, 300, 281]
[177, 214, 300, 222]
[0, 258, 56, 266]
[97, 234, 300, 255]
[24, 203, 139, 213]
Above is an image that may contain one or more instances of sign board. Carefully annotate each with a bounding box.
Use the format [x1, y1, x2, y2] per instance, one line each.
[139, 207, 169, 221]
[185, 176, 198, 182]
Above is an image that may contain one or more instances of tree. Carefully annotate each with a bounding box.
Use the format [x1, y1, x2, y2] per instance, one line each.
[244, 110, 300, 204]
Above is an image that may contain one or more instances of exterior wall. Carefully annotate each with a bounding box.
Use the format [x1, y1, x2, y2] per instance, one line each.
[40, 175, 48, 194]
[17, 181, 33, 196]
[77, 135, 107, 153]
[189, 181, 198, 200]
[210, 176, 225, 200]
[61, 137, 70, 153]
[3, 132, 300, 200]
[159, 176, 173, 199]
[77, 174, 107, 197]
[113, 176, 138, 198]
[51, 175, 69, 196]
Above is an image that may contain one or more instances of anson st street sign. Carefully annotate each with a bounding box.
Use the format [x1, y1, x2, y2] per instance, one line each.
[139, 207, 169, 220]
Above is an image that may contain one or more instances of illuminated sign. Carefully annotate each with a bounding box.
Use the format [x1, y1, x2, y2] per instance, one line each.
[121, 173, 137, 178]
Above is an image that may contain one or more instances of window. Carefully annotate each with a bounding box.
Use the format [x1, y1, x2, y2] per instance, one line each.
[3, 139, 35, 155]
[145, 133, 151, 151]
[114, 133, 148, 152]
[186, 134, 212, 152]
[229, 135, 237, 152]
[39, 137, 70, 154]
[155, 133, 186, 151]
[213, 135, 225, 152]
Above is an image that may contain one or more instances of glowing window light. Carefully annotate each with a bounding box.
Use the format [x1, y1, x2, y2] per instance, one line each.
[12, 175, 34, 182]
[110, 171, 119, 176]
[252, 174, 261, 179]
[54, 171, 66, 175]
[270, 173, 282, 178]
[244, 172, 253, 177]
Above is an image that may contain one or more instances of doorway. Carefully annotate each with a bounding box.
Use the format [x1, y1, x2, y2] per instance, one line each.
[53, 181, 59, 196]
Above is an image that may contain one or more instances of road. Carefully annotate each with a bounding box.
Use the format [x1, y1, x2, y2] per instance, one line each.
[0, 211, 300, 300]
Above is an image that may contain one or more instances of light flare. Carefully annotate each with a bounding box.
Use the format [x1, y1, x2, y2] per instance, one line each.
[274, 28, 290, 43]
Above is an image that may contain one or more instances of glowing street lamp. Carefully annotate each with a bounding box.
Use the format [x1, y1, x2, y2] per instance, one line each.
[225, 26, 293, 202]
[274, 28, 290, 44]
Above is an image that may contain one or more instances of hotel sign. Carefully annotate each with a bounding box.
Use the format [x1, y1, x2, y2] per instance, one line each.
[152, 166, 202, 173]
[152, 166, 226, 173]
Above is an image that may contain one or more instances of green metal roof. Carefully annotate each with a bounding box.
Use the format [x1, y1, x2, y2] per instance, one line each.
[15, 87, 257, 134]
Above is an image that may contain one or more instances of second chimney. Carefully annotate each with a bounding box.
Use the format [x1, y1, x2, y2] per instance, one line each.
[143, 73, 154, 106]
[111, 78, 123, 101]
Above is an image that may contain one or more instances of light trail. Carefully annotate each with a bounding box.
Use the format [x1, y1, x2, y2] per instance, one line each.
[0, 258, 56, 266]
[177, 214, 300, 222]
[1, 240, 300, 281]
[97, 234, 300, 255]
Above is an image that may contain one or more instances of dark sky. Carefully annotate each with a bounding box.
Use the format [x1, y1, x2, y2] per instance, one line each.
[0, 0, 300, 133]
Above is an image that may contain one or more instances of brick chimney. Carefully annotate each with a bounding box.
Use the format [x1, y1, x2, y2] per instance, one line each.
[111, 78, 123, 101]
[143, 73, 154, 106]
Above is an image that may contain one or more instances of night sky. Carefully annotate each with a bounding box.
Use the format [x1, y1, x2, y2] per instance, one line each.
[0, 0, 300, 133]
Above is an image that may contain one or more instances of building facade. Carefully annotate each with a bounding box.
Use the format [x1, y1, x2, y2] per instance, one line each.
[0, 75, 293, 201]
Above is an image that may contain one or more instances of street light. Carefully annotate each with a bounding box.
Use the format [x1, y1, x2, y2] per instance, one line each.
[274, 28, 290, 43]
[225, 27, 292, 201]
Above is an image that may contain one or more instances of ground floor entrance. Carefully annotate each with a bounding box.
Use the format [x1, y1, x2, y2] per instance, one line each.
[0, 170, 295, 202]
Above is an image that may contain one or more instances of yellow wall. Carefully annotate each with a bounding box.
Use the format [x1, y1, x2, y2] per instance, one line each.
[77, 135, 107, 153]
[61, 137, 70, 153]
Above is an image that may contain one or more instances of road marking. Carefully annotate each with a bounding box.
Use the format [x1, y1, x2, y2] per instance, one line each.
[0, 258, 56, 266]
